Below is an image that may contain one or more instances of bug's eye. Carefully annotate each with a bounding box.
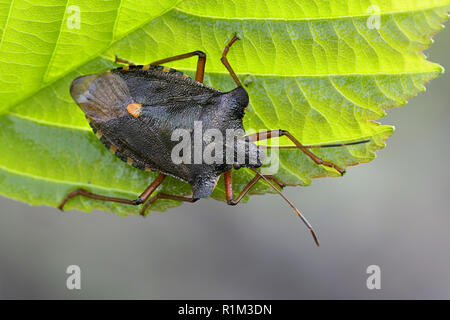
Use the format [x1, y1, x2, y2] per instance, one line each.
[233, 163, 242, 170]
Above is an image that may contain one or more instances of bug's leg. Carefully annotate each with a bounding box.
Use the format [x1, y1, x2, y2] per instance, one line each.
[115, 54, 136, 66]
[264, 175, 286, 189]
[221, 34, 242, 86]
[224, 169, 319, 246]
[140, 193, 199, 216]
[224, 170, 284, 205]
[224, 170, 260, 205]
[58, 174, 166, 211]
[146, 51, 206, 82]
[246, 130, 347, 175]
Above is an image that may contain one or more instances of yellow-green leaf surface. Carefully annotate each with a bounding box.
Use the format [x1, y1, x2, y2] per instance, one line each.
[0, 0, 449, 215]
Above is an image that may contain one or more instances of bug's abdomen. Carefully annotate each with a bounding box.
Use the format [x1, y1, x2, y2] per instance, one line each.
[86, 117, 153, 172]
[88, 114, 195, 184]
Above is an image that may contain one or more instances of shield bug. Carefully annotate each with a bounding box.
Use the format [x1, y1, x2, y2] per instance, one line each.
[59, 35, 369, 246]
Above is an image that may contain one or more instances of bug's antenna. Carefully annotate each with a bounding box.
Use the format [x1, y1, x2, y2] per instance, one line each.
[305, 139, 370, 149]
[250, 168, 320, 247]
[259, 139, 371, 149]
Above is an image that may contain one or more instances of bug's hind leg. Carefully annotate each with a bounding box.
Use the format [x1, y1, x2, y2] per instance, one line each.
[246, 130, 348, 175]
[221, 34, 242, 86]
[146, 51, 206, 83]
[115, 54, 136, 66]
[58, 174, 166, 211]
[140, 193, 199, 216]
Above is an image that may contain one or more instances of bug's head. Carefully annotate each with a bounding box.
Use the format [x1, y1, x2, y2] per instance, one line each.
[232, 140, 265, 170]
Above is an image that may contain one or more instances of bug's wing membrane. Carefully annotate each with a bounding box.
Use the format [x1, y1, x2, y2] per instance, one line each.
[70, 72, 132, 122]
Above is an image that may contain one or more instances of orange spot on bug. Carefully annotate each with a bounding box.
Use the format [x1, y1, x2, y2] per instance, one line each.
[126, 103, 142, 118]
[142, 65, 150, 70]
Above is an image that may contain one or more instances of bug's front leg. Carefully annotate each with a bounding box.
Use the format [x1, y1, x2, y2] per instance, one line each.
[223, 170, 284, 205]
[224, 169, 320, 246]
[246, 130, 346, 175]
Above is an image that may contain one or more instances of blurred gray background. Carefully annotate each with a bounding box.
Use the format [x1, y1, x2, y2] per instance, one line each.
[0, 30, 449, 300]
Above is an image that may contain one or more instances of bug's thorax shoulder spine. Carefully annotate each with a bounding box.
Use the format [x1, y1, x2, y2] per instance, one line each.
[112, 64, 222, 93]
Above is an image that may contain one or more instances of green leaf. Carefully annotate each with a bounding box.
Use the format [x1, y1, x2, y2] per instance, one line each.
[0, 0, 449, 215]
